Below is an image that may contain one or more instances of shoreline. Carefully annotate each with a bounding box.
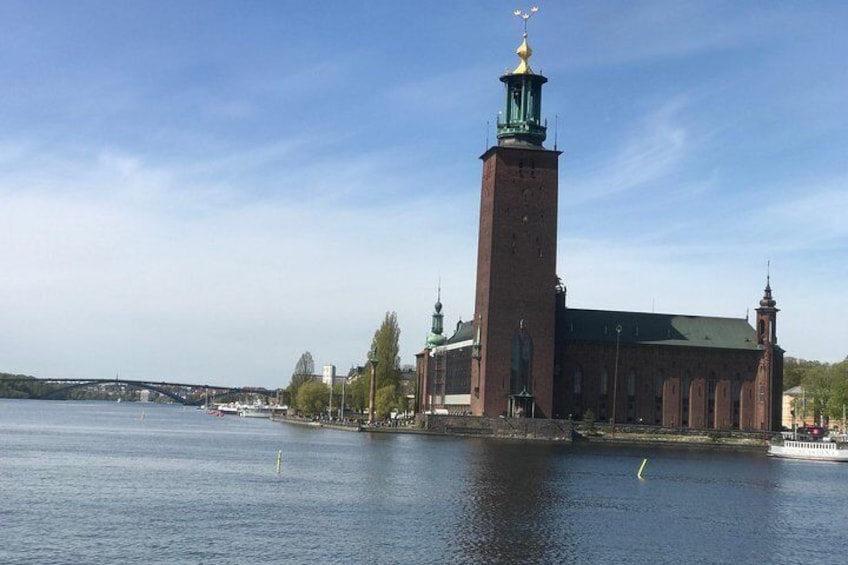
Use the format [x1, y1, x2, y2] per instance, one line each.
[574, 433, 768, 452]
[273, 414, 771, 451]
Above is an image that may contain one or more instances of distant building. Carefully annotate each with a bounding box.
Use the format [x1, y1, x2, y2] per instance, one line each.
[322, 365, 337, 387]
[415, 19, 784, 432]
[782, 385, 816, 429]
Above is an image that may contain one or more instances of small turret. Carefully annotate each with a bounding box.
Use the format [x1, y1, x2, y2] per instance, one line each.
[756, 275, 779, 346]
[426, 288, 447, 348]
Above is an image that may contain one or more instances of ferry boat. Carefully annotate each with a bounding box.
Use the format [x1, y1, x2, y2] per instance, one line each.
[768, 430, 848, 462]
[238, 405, 272, 418]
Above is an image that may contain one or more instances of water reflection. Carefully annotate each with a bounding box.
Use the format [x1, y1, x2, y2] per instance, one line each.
[5, 401, 848, 565]
[456, 440, 572, 563]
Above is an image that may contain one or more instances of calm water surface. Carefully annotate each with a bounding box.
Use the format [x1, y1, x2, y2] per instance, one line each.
[1, 400, 847, 564]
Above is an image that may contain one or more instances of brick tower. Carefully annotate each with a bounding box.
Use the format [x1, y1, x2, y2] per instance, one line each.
[754, 276, 783, 430]
[470, 12, 561, 418]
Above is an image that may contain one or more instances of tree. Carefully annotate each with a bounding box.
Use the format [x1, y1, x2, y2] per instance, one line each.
[368, 312, 402, 389]
[362, 312, 403, 419]
[285, 374, 310, 406]
[293, 351, 315, 378]
[287, 351, 316, 406]
[346, 374, 366, 415]
[375, 384, 398, 420]
[826, 361, 848, 425]
[805, 364, 832, 424]
[296, 380, 329, 417]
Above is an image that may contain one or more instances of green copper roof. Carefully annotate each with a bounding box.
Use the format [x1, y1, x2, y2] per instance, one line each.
[426, 332, 447, 347]
[561, 308, 761, 351]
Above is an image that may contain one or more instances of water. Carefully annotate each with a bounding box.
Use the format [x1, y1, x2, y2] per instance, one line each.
[2, 400, 847, 564]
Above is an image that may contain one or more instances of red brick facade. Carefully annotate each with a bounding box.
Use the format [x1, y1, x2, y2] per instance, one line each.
[558, 339, 782, 431]
[470, 145, 560, 418]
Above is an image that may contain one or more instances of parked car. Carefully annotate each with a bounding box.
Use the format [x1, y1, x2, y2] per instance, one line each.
[796, 426, 826, 440]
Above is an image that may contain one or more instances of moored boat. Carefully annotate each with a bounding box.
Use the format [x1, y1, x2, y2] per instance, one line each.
[238, 405, 272, 418]
[768, 433, 848, 462]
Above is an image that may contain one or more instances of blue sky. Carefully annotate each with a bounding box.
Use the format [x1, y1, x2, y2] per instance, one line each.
[1, 1, 846, 389]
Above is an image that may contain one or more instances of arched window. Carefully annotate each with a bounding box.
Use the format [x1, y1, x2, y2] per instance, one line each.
[601, 368, 608, 395]
[510, 330, 533, 394]
[627, 370, 636, 397]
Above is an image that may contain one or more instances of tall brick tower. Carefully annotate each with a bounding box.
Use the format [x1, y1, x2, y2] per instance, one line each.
[470, 10, 560, 418]
[754, 276, 784, 430]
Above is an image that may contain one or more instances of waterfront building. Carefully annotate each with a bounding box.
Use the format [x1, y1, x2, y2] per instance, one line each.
[416, 13, 784, 432]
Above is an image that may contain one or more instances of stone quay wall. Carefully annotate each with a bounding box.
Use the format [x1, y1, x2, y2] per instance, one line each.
[419, 414, 573, 442]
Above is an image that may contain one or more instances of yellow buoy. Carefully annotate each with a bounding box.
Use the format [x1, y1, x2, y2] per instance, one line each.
[637, 458, 648, 479]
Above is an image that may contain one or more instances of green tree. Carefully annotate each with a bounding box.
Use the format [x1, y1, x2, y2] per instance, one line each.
[783, 357, 810, 391]
[286, 374, 311, 406]
[293, 351, 314, 378]
[804, 364, 832, 424]
[375, 384, 398, 420]
[287, 351, 316, 406]
[346, 373, 366, 415]
[829, 361, 848, 427]
[369, 312, 401, 389]
[361, 312, 403, 419]
[296, 380, 329, 417]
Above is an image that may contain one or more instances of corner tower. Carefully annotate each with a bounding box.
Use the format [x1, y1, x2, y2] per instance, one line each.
[754, 275, 783, 430]
[471, 9, 561, 418]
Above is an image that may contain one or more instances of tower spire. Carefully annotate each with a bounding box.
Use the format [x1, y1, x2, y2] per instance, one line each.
[511, 7, 539, 74]
[426, 285, 446, 348]
[497, 7, 547, 147]
[756, 270, 778, 345]
[766, 259, 771, 292]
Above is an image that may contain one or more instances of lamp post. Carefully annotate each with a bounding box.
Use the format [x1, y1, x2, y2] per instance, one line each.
[340, 379, 346, 421]
[368, 345, 378, 424]
[611, 324, 622, 438]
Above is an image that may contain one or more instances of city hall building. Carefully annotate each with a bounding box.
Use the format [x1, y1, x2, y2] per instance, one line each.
[415, 21, 783, 432]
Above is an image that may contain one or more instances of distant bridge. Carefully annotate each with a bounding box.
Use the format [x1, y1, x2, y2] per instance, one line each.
[0, 377, 278, 406]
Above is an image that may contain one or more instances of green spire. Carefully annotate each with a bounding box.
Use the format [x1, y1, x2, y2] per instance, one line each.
[497, 8, 547, 147]
[426, 288, 447, 348]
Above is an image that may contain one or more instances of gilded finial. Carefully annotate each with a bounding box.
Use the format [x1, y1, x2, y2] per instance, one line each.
[512, 7, 539, 74]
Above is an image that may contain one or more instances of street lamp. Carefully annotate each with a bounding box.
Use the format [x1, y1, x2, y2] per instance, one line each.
[368, 345, 378, 424]
[611, 324, 622, 438]
[328, 379, 333, 421]
[340, 378, 346, 421]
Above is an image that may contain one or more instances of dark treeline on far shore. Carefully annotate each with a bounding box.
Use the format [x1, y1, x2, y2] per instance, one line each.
[0, 372, 166, 402]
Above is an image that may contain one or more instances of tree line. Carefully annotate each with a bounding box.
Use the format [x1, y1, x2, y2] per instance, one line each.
[783, 356, 848, 426]
[0, 373, 140, 401]
[285, 311, 409, 420]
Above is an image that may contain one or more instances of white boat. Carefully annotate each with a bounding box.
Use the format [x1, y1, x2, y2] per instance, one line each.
[217, 404, 240, 416]
[768, 437, 848, 462]
[238, 405, 272, 418]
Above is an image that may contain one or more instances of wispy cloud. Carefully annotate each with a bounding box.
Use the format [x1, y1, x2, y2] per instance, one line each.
[2, 1, 847, 381]
[0, 138, 477, 383]
[567, 98, 692, 205]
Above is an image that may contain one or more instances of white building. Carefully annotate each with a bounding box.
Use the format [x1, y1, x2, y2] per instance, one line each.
[322, 365, 337, 387]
